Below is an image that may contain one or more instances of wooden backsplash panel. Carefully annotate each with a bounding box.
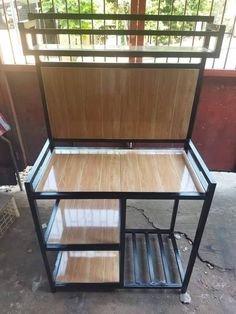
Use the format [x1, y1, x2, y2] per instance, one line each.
[41, 67, 199, 139]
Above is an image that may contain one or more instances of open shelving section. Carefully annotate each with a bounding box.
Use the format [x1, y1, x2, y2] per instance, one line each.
[20, 13, 224, 298]
[24, 142, 216, 293]
[45, 199, 120, 248]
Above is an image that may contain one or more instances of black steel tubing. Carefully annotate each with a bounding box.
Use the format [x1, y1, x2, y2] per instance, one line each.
[25, 182, 55, 292]
[170, 199, 179, 234]
[28, 13, 215, 23]
[181, 183, 216, 293]
[119, 198, 126, 286]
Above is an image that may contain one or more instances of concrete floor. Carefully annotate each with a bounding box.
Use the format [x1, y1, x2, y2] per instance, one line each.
[0, 172, 236, 314]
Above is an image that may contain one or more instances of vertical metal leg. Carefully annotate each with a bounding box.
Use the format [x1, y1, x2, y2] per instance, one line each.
[25, 182, 55, 292]
[119, 198, 126, 287]
[170, 199, 179, 234]
[181, 184, 216, 293]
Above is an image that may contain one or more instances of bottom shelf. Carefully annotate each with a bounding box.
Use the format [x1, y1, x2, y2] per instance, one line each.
[52, 231, 184, 289]
[55, 251, 119, 284]
[124, 231, 184, 289]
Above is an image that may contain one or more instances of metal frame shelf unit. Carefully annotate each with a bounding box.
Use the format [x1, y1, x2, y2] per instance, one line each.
[20, 14, 224, 298]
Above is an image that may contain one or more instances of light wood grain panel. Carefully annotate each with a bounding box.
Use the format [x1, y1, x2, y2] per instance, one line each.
[170, 70, 199, 138]
[120, 153, 141, 192]
[153, 154, 181, 191]
[48, 199, 119, 244]
[99, 154, 121, 191]
[41, 67, 199, 140]
[136, 154, 164, 192]
[36, 149, 204, 193]
[153, 69, 179, 138]
[56, 251, 119, 283]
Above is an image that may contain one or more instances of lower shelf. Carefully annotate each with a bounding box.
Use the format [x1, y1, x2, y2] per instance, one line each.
[54, 251, 120, 284]
[124, 231, 184, 289]
[52, 231, 184, 289]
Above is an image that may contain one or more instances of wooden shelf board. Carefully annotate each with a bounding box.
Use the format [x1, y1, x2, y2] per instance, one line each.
[41, 68, 198, 140]
[55, 251, 119, 283]
[36, 149, 204, 193]
[47, 199, 120, 244]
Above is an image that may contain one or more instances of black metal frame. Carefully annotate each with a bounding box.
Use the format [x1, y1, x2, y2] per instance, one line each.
[21, 13, 222, 295]
[24, 139, 216, 293]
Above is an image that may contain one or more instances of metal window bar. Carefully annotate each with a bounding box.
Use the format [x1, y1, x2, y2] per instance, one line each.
[1, 0, 16, 63]
[212, 0, 227, 68]
[78, 0, 83, 62]
[65, 0, 72, 62]
[103, 0, 106, 63]
[224, 14, 236, 69]
[189, 0, 201, 64]
[166, 0, 175, 63]
[154, 0, 161, 63]
[176, 0, 188, 63]
[91, 0, 95, 62]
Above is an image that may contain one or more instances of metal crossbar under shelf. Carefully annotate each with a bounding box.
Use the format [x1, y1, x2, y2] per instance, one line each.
[124, 231, 184, 289]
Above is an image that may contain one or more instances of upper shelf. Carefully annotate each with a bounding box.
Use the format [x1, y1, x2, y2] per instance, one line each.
[18, 13, 225, 60]
[36, 148, 204, 194]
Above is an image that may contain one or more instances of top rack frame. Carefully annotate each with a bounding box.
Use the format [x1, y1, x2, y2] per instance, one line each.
[18, 13, 225, 59]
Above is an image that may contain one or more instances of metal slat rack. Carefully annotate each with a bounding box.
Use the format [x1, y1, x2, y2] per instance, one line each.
[19, 14, 224, 302]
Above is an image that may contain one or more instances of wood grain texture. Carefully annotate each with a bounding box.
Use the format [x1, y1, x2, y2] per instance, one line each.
[41, 67, 199, 139]
[47, 199, 120, 244]
[56, 251, 119, 283]
[36, 149, 204, 193]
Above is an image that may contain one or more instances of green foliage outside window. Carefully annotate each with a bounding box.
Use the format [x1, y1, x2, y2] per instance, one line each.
[40, 0, 229, 46]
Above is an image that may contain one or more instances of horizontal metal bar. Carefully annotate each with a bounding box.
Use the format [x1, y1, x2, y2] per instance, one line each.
[24, 28, 221, 37]
[28, 13, 215, 23]
[47, 243, 120, 251]
[32, 191, 206, 200]
[42, 62, 201, 69]
[124, 282, 182, 289]
[52, 138, 187, 143]
[24, 46, 215, 58]
[54, 147, 184, 153]
[55, 282, 121, 290]
[125, 228, 170, 234]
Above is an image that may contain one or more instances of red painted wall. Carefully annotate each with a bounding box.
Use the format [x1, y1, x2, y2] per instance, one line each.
[193, 72, 236, 171]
